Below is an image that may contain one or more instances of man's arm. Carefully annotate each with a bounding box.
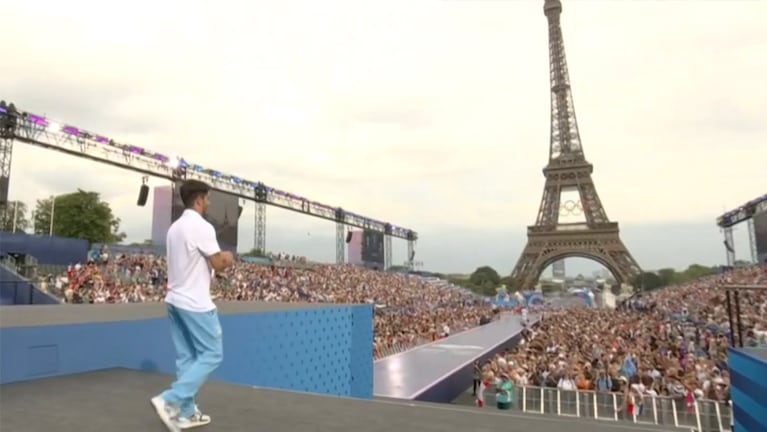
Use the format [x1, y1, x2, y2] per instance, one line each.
[198, 224, 233, 272]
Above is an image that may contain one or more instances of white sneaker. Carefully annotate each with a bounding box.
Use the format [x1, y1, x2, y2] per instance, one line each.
[151, 396, 181, 432]
[177, 410, 212, 429]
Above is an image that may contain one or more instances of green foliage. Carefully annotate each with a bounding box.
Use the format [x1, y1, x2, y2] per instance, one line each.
[388, 265, 410, 272]
[631, 264, 715, 292]
[0, 201, 30, 233]
[242, 248, 266, 257]
[499, 275, 515, 290]
[469, 265, 500, 286]
[447, 266, 508, 297]
[33, 189, 125, 244]
[414, 261, 721, 298]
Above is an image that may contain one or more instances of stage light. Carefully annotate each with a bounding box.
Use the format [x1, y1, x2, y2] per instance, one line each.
[27, 114, 45, 126]
[47, 122, 61, 133]
[62, 126, 79, 136]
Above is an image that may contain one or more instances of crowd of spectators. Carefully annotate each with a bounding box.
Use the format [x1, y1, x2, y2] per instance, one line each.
[36, 251, 494, 356]
[477, 264, 767, 408]
[33, 247, 767, 411]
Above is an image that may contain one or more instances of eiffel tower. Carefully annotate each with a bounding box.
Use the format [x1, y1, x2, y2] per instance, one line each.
[510, 0, 642, 290]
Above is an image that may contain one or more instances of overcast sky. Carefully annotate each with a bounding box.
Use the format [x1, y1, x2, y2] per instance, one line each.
[2, 0, 765, 275]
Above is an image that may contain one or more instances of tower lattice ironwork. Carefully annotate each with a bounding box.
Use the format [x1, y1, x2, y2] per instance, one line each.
[509, 0, 642, 289]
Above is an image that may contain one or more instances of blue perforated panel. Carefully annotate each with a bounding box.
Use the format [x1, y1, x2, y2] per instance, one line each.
[349, 305, 374, 398]
[0, 305, 374, 399]
[728, 348, 767, 432]
[220, 307, 354, 396]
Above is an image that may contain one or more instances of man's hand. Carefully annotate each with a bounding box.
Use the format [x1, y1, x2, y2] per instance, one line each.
[221, 251, 234, 267]
[208, 251, 235, 272]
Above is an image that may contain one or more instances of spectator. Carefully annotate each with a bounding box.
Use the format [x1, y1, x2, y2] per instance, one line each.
[44, 252, 495, 357]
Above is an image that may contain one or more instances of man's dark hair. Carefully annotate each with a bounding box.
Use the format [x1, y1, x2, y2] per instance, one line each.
[179, 180, 210, 208]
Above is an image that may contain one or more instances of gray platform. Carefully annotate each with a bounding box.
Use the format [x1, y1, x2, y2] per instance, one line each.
[0, 301, 339, 328]
[374, 316, 535, 400]
[742, 347, 767, 361]
[0, 369, 670, 432]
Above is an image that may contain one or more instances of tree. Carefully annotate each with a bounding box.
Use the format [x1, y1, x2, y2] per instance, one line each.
[632, 272, 664, 292]
[464, 266, 501, 296]
[656, 268, 676, 286]
[469, 266, 501, 287]
[33, 190, 126, 244]
[0, 201, 30, 233]
[499, 275, 517, 291]
[682, 264, 713, 280]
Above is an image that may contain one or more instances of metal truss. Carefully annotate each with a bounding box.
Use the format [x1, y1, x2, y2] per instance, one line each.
[406, 230, 416, 270]
[0, 137, 11, 184]
[747, 219, 757, 263]
[723, 227, 735, 266]
[0, 101, 15, 205]
[254, 202, 266, 253]
[718, 196, 766, 265]
[717, 194, 767, 228]
[0, 137, 11, 199]
[0, 103, 418, 242]
[335, 221, 345, 265]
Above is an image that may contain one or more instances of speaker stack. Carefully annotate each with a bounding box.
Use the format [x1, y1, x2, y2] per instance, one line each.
[137, 184, 149, 206]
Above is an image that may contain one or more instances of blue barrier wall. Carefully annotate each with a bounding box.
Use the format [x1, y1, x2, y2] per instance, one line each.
[0, 305, 374, 399]
[0, 232, 88, 265]
[349, 306, 374, 396]
[0, 267, 59, 305]
[728, 347, 767, 432]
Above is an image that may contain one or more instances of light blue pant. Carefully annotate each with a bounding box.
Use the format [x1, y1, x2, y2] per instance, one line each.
[160, 304, 223, 418]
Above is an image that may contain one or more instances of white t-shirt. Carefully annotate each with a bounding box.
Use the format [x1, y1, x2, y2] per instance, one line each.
[165, 209, 221, 312]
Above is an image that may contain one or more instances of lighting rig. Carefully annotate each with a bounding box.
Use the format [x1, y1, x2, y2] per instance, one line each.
[716, 193, 767, 265]
[0, 100, 418, 268]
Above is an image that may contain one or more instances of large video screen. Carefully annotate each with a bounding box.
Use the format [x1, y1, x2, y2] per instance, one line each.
[361, 229, 384, 266]
[755, 209, 767, 263]
[172, 182, 239, 253]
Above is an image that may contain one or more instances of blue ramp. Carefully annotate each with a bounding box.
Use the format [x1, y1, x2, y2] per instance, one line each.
[374, 316, 535, 403]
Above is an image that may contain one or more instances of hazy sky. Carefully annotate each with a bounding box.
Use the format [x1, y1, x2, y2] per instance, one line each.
[2, 0, 765, 275]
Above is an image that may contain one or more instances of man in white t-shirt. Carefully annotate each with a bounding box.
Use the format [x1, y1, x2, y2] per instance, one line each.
[151, 180, 234, 432]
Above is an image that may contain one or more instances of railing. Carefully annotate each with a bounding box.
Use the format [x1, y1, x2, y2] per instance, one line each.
[482, 386, 731, 432]
[374, 337, 431, 360]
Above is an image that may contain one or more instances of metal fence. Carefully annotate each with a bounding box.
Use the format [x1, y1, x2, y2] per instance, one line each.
[483, 386, 731, 432]
[374, 337, 431, 360]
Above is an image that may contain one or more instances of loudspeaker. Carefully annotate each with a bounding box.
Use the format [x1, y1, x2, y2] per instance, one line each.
[137, 184, 149, 206]
[345, 231, 353, 243]
[0, 176, 8, 205]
